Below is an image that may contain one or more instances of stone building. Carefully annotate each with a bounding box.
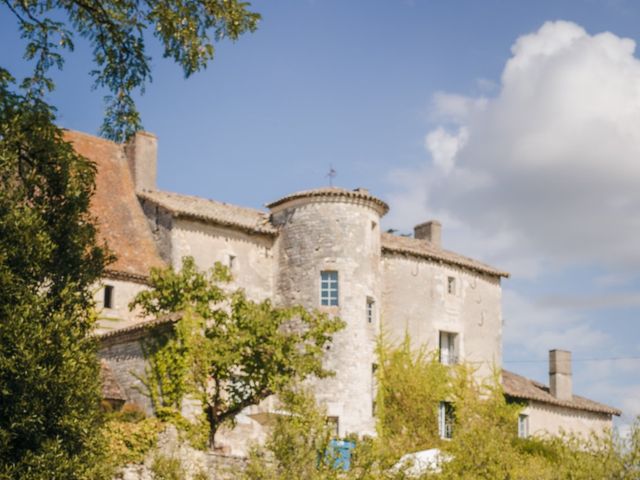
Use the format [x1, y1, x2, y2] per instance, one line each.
[67, 130, 620, 455]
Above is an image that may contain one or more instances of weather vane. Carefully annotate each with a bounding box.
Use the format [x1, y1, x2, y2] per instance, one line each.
[326, 165, 337, 187]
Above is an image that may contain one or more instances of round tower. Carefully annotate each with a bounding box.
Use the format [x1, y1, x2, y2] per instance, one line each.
[267, 187, 389, 437]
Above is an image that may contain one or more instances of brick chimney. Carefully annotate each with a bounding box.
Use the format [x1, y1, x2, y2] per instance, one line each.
[549, 349, 572, 401]
[125, 131, 157, 192]
[414, 220, 442, 248]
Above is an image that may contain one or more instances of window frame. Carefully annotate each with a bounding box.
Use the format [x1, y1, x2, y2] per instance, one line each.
[438, 401, 454, 439]
[104, 284, 114, 309]
[447, 276, 456, 295]
[320, 271, 339, 307]
[439, 331, 459, 365]
[518, 413, 529, 438]
[366, 297, 375, 324]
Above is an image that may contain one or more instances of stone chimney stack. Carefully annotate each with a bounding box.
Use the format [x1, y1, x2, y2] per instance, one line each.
[414, 220, 442, 248]
[125, 131, 157, 192]
[549, 349, 572, 401]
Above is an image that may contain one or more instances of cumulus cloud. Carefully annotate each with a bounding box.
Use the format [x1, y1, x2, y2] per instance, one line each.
[502, 289, 611, 357]
[387, 20, 640, 275]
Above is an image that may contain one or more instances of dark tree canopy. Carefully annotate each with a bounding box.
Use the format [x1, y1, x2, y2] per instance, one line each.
[0, 70, 109, 478]
[3, 0, 260, 141]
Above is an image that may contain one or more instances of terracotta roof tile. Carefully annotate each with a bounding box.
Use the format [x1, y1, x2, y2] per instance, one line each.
[64, 130, 165, 278]
[100, 360, 126, 401]
[381, 233, 509, 278]
[266, 187, 390, 216]
[139, 190, 276, 235]
[502, 370, 621, 416]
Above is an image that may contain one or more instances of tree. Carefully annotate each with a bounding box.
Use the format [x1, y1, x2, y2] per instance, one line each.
[130, 257, 345, 448]
[245, 336, 640, 479]
[0, 70, 109, 479]
[3, 0, 260, 141]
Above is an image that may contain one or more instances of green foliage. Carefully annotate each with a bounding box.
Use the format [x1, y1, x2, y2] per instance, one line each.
[4, 0, 260, 141]
[6, 0, 259, 142]
[151, 454, 185, 480]
[0, 70, 108, 479]
[130, 256, 345, 447]
[243, 388, 342, 480]
[375, 335, 451, 459]
[246, 336, 640, 480]
[103, 408, 163, 468]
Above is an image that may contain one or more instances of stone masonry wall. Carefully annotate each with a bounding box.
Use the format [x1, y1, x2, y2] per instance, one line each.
[99, 336, 153, 415]
[170, 218, 274, 302]
[381, 254, 503, 379]
[272, 197, 382, 437]
[95, 278, 151, 334]
[523, 401, 612, 438]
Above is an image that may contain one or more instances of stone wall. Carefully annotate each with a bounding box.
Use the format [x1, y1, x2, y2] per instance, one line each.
[523, 401, 613, 438]
[381, 254, 503, 379]
[271, 197, 383, 437]
[170, 218, 275, 301]
[95, 278, 151, 334]
[116, 426, 249, 480]
[99, 332, 153, 415]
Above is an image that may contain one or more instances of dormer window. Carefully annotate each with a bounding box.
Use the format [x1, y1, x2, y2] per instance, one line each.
[320, 271, 339, 306]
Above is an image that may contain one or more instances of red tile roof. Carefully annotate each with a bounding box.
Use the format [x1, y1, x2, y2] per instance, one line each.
[64, 130, 165, 278]
[502, 370, 621, 416]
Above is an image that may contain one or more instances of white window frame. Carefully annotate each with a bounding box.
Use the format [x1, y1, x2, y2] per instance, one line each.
[439, 331, 458, 365]
[438, 401, 454, 439]
[320, 271, 339, 306]
[518, 414, 529, 438]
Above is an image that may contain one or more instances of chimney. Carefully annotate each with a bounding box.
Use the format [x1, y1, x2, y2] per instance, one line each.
[125, 131, 157, 192]
[414, 220, 442, 248]
[549, 349, 572, 401]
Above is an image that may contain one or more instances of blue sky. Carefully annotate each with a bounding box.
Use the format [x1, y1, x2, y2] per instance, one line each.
[3, 0, 640, 430]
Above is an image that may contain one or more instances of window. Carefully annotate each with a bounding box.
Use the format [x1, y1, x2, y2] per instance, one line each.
[447, 276, 456, 295]
[366, 297, 375, 324]
[518, 414, 529, 438]
[438, 401, 454, 439]
[103, 285, 114, 309]
[439, 331, 458, 365]
[227, 254, 236, 271]
[326, 416, 339, 437]
[371, 363, 378, 416]
[321, 271, 339, 306]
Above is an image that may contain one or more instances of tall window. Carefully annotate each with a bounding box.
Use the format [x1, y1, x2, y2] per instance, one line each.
[438, 401, 454, 439]
[371, 363, 378, 416]
[366, 297, 375, 324]
[518, 414, 529, 438]
[104, 285, 114, 309]
[321, 271, 339, 306]
[447, 276, 456, 295]
[439, 331, 458, 365]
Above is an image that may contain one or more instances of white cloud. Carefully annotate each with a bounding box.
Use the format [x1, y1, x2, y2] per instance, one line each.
[502, 289, 611, 357]
[424, 126, 468, 174]
[387, 20, 640, 275]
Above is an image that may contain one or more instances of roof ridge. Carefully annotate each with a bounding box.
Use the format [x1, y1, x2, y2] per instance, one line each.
[502, 369, 621, 416]
[381, 232, 509, 278]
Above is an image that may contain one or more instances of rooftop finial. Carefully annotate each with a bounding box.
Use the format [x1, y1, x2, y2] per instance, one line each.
[326, 165, 337, 187]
